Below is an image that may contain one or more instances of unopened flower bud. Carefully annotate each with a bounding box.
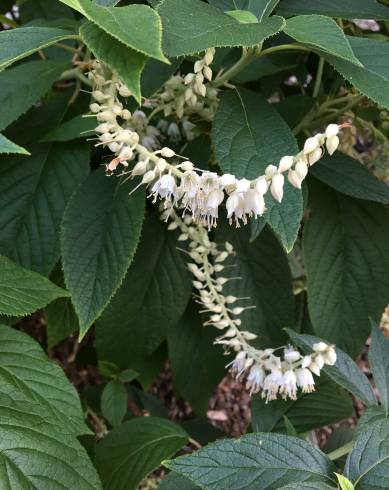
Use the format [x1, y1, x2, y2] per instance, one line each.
[121, 109, 132, 120]
[203, 66, 213, 81]
[90, 103, 101, 113]
[132, 160, 147, 176]
[278, 155, 294, 172]
[307, 147, 322, 165]
[288, 170, 302, 189]
[326, 135, 339, 155]
[270, 173, 284, 203]
[325, 124, 339, 138]
[160, 147, 175, 158]
[295, 160, 308, 180]
[142, 170, 156, 184]
[118, 85, 131, 97]
[304, 136, 319, 154]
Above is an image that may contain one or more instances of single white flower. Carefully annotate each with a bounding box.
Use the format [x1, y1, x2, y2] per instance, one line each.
[243, 189, 266, 217]
[219, 173, 237, 189]
[295, 368, 315, 393]
[322, 346, 337, 365]
[280, 369, 297, 400]
[307, 146, 323, 165]
[235, 178, 251, 193]
[313, 342, 328, 352]
[255, 177, 269, 195]
[304, 136, 319, 154]
[288, 170, 302, 189]
[325, 124, 339, 138]
[246, 364, 266, 394]
[151, 174, 177, 202]
[262, 369, 283, 402]
[284, 347, 301, 363]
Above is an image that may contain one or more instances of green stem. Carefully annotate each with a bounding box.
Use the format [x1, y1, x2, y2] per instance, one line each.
[313, 57, 325, 98]
[0, 14, 18, 28]
[212, 47, 259, 87]
[59, 67, 93, 87]
[327, 441, 354, 461]
[260, 43, 311, 57]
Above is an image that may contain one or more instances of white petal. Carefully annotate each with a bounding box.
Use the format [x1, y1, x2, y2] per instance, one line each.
[326, 135, 339, 155]
[304, 136, 319, 154]
[278, 155, 294, 172]
[270, 173, 284, 203]
[325, 124, 339, 138]
[287, 170, 302, 189]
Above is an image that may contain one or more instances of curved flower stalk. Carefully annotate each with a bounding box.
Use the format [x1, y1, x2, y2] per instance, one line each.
[163, 208, 337, 402]
[88, 61, 344, 229]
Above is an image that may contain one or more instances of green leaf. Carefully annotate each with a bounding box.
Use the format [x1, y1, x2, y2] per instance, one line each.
[0, 256, 69, 317]
[159, 472, 200, 490]
[0, 60, 70, 131]
[276, 94, 315, 129]
[357, 406, 388, 434]
[323, 36, 389, 109]
[141, 58, 182, 98]
[0, 142, 90, 275]
[158, 0, 285, 57]
[95, 417, 188, 490]
[80, 21, 146, 104]
[59, 0, 167, 62]
[277, 0, 389, 20]
[95, 213, 192, 367]
[168, 303, 225, 415]
[213, 88, 302, 251]
[369, 321, 389, 412]
[0, 326, 101, 488]
[215, 221, 294, 346]
[279, 484, 336, 490]
[118, 369, 138, 383]
[43, 114, 96, 142]
[208, 0, 280, 21]
[0, 325, 87, 434]
[286, 330, 377, 407]
[345, 420, 389, 489]
[251, 378, 353, 433]
[225, 10, 259, 23]
[284, 15, 361, 66]
[0, 134, 29, 155]
[0, 26, 77, 71]
[304, 179, 389, 357]
[165, 432, 336, 489]
[101, 380, 128, 428]
[310, 152, 389, 205]
[44, 266, 79, 348]
[61, 170, 145, 339]
[233, 52, 300, 83]
[336, 474, 355, 490]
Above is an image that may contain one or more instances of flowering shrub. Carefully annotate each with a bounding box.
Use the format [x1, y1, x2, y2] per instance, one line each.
[0, 0, 389, 489]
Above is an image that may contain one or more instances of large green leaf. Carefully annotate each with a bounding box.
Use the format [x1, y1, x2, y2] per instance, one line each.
[208, 0, 280, 20]
[0, 26, 77, 71]
[0, 60, 70, 131]
[0, 256, 70, 317]
[286, 330, 377, 407]
[95, 417, 188, 490]
[304, 179, 389, 357]
[80, 21, 146, 104]
[0, 326, 101, 489]
[369, 322, 389, 412]
[158, 0, 285, 57]
[0, 143, 89, 275]
[168, 303, 225, 415]
[165, 432, 336, 489]
[59, 0, 167, 62]
[284, 15, 361, 65]
[323, 36, 389, 109]
[61, 170, 145, 339]
[311, 152, 389, 205]
[251, 378, 353, 433]
[0, 325, 86, 434]
[215, 222, 294, 346]
[280, 484, 336, 490]
[213, 88, 302, 251]
[345, 420, 389, 489]
[95, 213, 192, 367]
[0, 134, 29, 155]
[277, 0, 389, 20]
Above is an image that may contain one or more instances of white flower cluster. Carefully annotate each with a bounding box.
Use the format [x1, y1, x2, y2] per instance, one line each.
[164, 208, 337, 402]
[156, 48, 219, 120]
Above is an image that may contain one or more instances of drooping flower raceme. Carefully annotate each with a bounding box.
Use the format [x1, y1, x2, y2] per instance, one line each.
[163, 208, 337, 402]
[88, 61, 342, 229]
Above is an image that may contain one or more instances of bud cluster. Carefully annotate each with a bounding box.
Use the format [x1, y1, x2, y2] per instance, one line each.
[156, 48, 219, 120]
[163, 208, 337, 401]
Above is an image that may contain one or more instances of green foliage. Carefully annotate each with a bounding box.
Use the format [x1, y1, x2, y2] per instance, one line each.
[0, 60, 70, 131]
[60, 0, 167, 62]
[304, 180, 389, 356]
[43, 114, 96, 142]
[369, 321, 389, 411]
[95, 417, 188, 490]
[158, 0, 285, 57]
[101, 380, 128, 427]
[165, 432, 336, 489]
[0, 134, 29, 155]
[0, 256, 70, 316]
[0, 143, 90, 274]
[209, 0, 280, 20]
[0, 26, 77, 71]
[61, 170, 145, 339]
[95, 213, 191, 366]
